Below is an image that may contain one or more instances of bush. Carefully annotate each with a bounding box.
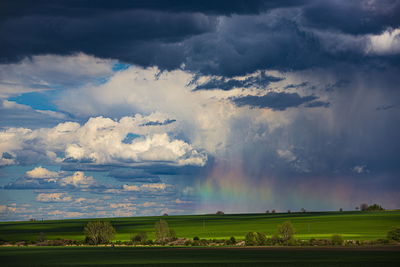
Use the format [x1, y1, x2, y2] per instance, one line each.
[277, 221, 295, 242]
[169, 229, 177, 241]
[38, 232, 46, 242]
[331, 234, 344, 245]
[225, 236, 236, 245]
[367, 204, 384, 211]
[245, 232, 266, 246]
[84, 221, 116, 245]
[271, 234, 281, 245]
[193, 236, 200, 241]
[131, 231, 147, 243]
[387, 227, 400, 242]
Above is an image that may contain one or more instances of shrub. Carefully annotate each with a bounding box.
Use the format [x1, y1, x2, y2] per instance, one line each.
[245, 232, 258, 246]
[84, 221, 116, 245]
[226, 236, 236, 245]
[278, 221, 295, 242]
[367, 204, 384, 211]
[271, 234, 281, 245]
[38, 232, 46, 242]
[169, 229, 177, 241]
[193, 236, 200, 241]
[331, 234, 344, 245]
[245, 232, 266, 246]
[387, 227, 400, 242]
[131, 231, 147, 243]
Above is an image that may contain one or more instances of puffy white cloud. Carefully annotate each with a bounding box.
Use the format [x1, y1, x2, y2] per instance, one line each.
[366, 28, 400, 55]
[57, 66, 238, 154]
[139, 202, 157, 207]
[0, 114, 207, 167]
[0, 53, 114, 98]
[26, 166, 59, 179]
[109, 203, 137, 209]
[122, 183, 169, 192]
[5, 167, 99, 190]
[36, 193, 73, 202]
[61, 171, 97, 188]
[122, 185, 140, 191]
[175, 199, 192, 204]
[0, 205, 17, 213]
[140, 183, 167, 191]
[276, 149, 297, 162]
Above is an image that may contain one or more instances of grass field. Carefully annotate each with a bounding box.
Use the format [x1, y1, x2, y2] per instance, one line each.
[1, 211, 399, 242]
[1, 246, 400, 266]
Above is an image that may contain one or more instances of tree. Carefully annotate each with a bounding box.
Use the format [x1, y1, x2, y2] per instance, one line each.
[132, 231, 147, 243]
[226, 236, 236, 245]
[216, 211, 224, 215]
[38, 232, 46, 242]
[245, 232, 266, 246]
[84, 221, 116, 245]
[271, 210, 276, 214]
[278, 221, 295, 242]
[169, 229, 177, 241]
[300, 208, 306, 213]
[331, 234, 344, 245]
[339, 208, 343, 212]
[155, 219, 171, 242]
[360, 203, 369, 211]
[366, 204, 384, 211]
[387, 227, 400, 242]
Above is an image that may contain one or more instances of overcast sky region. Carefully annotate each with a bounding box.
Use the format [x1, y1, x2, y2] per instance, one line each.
[0, 0, 399, 220]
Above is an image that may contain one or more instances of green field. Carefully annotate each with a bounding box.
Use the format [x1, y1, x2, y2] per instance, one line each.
[1, 247, 400, 266]
[1, 211, 399, 242]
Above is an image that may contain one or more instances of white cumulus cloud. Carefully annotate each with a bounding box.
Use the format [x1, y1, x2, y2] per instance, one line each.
[36, 193, 73, 202]
[26, 166, 59, 179]
[0, 114, 207, 167]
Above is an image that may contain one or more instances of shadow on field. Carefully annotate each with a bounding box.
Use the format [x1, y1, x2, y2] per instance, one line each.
[1, 246, 400, 266]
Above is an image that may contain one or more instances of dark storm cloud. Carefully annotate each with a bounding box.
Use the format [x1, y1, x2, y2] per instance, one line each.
[1, 0, 398, 77]
[0, 9, 216, 67]
[193, 72, 283, 91]
[0, 0, 303, 68]
[232, 92, 319, 110]
[302, 0, 400, 35]
[0, 0, 304, 18]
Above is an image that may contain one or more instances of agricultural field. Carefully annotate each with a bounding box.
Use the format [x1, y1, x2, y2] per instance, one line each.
[1, 246, 400, 266]
[0, 210, 399, 242]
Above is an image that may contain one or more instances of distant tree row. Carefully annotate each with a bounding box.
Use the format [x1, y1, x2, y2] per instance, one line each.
[83, 219, 177, 245]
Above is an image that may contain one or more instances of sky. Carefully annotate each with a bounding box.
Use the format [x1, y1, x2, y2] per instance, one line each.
[0, 0, 399, 221]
